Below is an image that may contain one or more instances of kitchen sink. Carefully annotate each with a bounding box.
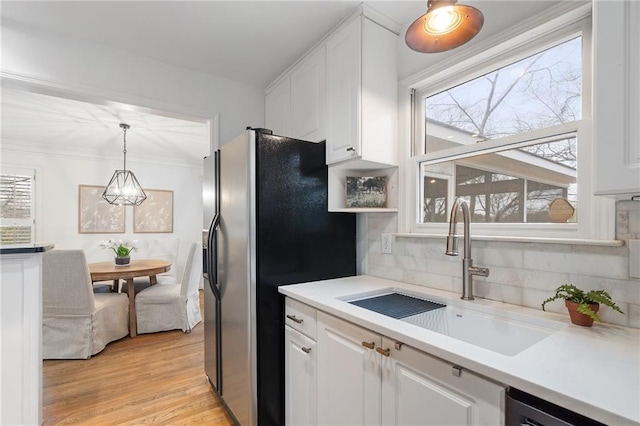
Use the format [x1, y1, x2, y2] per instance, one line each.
[343, 289, 566, 356]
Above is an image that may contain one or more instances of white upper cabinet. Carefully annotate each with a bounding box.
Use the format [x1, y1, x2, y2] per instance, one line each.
[265, 45, 326, 142]
[326, 14, 398, 166]
[290, 46, 327, 142]
[593, 0, 640, 197]
[265, 76, 291, 137]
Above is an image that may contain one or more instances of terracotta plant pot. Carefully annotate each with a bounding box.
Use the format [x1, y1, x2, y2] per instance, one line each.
[565, 300, 599, 327]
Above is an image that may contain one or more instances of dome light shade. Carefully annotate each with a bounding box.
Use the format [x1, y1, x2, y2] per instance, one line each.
[102, 123, 147, 206]
[406, 1, 484, 53]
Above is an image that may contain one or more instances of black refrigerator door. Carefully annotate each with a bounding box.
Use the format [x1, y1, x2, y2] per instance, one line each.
[204, 151, 221, 395]
[254, 131, 356, 425]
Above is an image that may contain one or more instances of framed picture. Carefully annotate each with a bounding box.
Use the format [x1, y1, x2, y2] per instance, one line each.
[346, 176, 387, 208]
[78, 185, 126, 234]
[134, 189, 174, 233]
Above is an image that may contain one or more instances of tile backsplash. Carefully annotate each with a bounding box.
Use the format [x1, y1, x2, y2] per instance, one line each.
[366, 200, 640, 329]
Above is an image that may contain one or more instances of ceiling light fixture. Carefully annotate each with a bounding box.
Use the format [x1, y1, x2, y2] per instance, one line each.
[405, 0, 484, 53]
[102, 123, 147, 206]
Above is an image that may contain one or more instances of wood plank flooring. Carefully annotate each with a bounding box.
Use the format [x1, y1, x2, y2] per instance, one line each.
[43, 290, 235, 425]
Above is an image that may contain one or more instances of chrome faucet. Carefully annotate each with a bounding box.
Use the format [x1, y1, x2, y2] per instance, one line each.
[445, 198, 489, 300]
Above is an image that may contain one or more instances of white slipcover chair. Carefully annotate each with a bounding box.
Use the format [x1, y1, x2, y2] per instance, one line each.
[135, 242, 202, 334]
[42, 250, 129, 359]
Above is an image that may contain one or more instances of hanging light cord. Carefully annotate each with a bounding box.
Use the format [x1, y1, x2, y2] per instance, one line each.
[120, 123, 130, 171]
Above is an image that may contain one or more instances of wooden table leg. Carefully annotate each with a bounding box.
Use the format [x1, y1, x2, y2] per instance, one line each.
[150, 274, 158, 286]
[112, 279, 119, 292]
[126, 278, 137, 337]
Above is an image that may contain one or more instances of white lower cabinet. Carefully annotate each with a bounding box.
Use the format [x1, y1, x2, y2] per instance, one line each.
[380, 337, 505, 425]
[316, 311, 504, 426]
[317, 311, 382, 425]
[285, 326, 317, 426]
[286, 301, 505, 426]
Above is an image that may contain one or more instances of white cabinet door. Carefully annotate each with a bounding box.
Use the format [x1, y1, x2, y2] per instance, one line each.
[265, 76, 291, 137]
[285, 326, 317, 426]
[291, 46, 326, 142]
[326, 15, 398, 166]
[593, 0, 640, 196]
[317, 311, 382, 426]
[326, 17, 361, 164]
[380, 337, 504, 426]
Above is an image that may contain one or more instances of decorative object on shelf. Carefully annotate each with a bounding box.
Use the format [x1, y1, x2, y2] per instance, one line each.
[548, 198, 575, 223]
[541, 284, 624, 327]
[346, 176, 387, 208]
[78, 185, 125, 234]
[405, 0, 484, 53]
[100, 238, 137, 266]
[102, 123, 147, 206]
[134, 189, 174, 233]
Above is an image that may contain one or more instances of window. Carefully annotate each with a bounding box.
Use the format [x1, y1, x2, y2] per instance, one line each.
[422, 36, 582, 153]
[1, 168, 35, 244]
[409, 14, 604, 239]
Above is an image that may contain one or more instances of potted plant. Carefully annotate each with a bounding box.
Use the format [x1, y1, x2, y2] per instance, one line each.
[541, 284, 624, 327]
[100, 239, 137, 266]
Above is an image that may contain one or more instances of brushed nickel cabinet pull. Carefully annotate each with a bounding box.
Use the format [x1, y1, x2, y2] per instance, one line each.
[346, 147, 355, 152]
[286, 314, 303, 324]
[394, 341, 404, 350]
[361, 341, 375, 349]
[376, 347, 390, 357]
[301, 347, 311, 354]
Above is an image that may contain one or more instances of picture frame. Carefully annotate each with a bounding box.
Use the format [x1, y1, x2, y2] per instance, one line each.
[346, 176, 387, 208]
[134, 189, 174, 233]
[78, 185, 126, 234]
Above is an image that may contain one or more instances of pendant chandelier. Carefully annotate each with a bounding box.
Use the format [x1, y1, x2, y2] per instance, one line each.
[102, 123, 147, 206]
[405, 0, 484, 53]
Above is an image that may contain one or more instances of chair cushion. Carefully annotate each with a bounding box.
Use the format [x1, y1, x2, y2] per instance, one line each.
[135, 283, 182, 303]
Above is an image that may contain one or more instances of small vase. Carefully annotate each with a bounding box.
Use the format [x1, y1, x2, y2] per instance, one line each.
[565, 300, 599, 327]
[115, 256, 131, 267]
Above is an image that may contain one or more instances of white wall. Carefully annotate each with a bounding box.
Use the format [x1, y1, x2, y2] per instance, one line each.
[1, 143, 202, 278]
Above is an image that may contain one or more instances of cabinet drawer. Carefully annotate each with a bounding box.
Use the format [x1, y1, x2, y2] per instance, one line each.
[285, 298, 317, 340]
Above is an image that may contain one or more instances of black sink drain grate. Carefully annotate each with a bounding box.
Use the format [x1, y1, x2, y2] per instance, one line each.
[349, 293, 446, 319]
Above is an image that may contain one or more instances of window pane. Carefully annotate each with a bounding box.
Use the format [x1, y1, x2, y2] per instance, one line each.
[423, 175, 448, 222]
[0, 172, 34, 244]
[419, 137, 577, 224]
[424, 37, 581, 153]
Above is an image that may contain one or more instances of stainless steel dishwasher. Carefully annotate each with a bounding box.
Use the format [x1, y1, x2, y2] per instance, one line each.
[506, 388, 606, 426]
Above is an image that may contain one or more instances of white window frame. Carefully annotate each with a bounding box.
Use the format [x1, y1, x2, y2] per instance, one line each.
[400, 7, 616, 241]
[0, 167, 36, 244]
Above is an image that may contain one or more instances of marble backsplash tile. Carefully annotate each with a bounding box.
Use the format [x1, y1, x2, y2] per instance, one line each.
[365, 202, 640, 329]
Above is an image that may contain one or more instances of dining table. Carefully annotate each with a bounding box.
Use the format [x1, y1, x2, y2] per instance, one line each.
[88, 259, 171, 337]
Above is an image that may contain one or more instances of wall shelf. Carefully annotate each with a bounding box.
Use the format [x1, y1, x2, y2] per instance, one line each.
[332, 208, 398, 213]
[328, 163, 397, 212]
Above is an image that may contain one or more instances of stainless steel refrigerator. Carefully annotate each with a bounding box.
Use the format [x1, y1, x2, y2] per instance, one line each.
[203, 127, 356, 425]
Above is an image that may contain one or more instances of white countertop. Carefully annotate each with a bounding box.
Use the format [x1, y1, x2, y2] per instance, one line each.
[279, 275, 640, 426]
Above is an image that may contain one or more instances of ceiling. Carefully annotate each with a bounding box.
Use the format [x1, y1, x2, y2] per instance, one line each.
[0, 1, 560, 163]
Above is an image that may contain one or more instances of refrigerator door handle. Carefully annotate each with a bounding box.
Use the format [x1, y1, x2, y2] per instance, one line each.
[207, 213, 221, 298]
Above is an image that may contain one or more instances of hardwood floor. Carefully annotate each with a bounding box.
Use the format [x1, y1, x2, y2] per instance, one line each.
[43, 290, 235, 425]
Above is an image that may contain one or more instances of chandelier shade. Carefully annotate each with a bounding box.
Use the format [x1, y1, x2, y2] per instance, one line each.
[102, 170, 147, 206]
[405, 1, 484, 53]
[102, 123, 147, 206]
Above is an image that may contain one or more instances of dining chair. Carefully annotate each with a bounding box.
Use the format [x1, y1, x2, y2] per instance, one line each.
[135, 242, 202, 334]
[130, 238, 180, 294]
[42, 249, 129, 359]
